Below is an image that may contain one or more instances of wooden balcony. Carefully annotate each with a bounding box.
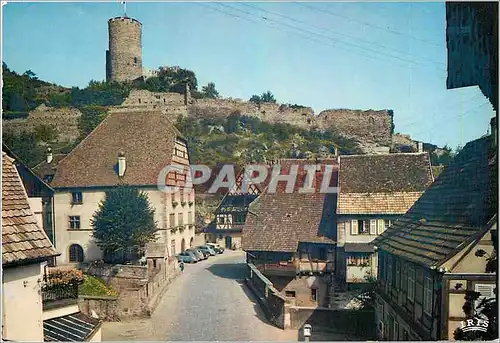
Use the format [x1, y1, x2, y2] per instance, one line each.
[298, 260, 335, 274]
[255, 262, 297, 276]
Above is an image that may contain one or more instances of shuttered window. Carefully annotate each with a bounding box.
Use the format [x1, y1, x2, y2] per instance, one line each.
[377, 219, 384, 234]
[351, 220, 358, 235]
[474, 283, 495, 308]
[370, 219, 377, 234]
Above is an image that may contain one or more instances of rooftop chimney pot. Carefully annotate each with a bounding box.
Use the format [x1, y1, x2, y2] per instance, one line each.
[46, 147, 53, 164]
[118, 152, 126, 177]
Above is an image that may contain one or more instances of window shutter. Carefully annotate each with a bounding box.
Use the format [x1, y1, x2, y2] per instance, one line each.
[377, 219, 384, 234]
[475, 283, 495, 298]
[370, 219, 377, 234]
[351, 220, 358, 235]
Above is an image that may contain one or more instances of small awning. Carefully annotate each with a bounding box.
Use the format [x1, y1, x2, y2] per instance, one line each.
[44, 312, 101, 341]
[344, 243, 374, 253]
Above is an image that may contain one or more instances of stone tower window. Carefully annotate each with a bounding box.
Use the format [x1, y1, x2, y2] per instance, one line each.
[134, 57, 138, 64]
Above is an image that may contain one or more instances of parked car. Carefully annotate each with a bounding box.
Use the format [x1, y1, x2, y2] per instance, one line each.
[198, 249, 211, 259]
[198, 245, 216, 256]
[186, 248, 206, 260]
[206, 243, 224, 254]
[181, 250, 200, 262]
[176, 253, 197, 264]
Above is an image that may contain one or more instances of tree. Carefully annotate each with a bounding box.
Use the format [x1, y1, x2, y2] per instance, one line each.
[34, 124, 57, 142]
[260, 90, 276, 103]
[201, 82, 220, 99]
[249, 95, 261, 104]
[91, 186, 159, 263]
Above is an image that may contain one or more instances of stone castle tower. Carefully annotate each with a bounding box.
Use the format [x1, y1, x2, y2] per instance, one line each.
[106, 16, 143, 82]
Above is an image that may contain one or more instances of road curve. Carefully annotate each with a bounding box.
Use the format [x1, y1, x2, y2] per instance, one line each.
[102, 250, 297, 341]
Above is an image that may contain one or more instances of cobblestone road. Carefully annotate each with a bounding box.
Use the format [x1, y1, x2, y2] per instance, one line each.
[102, 251, 298, 341]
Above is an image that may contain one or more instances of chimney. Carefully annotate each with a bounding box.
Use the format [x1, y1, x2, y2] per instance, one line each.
[491, 117, 497, 147]
[46, 147, 53, 164]
[118, 151, 126, 177]
[417, 141, 423, 153]
[333, 145, 338, 156]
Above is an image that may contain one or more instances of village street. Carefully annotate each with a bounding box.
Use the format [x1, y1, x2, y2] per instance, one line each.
[102, 250, 298, 341]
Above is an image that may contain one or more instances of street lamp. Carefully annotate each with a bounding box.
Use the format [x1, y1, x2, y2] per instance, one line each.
[303, 324, 312, 342]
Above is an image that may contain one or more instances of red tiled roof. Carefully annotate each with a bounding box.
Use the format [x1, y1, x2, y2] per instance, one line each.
[2, 152, 59, 266]
[50, 110, 184, 188]
[338, 153, 433, 214]
[242, 159, 338, 252]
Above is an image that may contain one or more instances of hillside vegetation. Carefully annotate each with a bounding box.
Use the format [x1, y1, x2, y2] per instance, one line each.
[2, 62, 454, 170]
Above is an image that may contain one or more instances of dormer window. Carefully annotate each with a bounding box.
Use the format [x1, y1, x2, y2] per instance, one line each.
[71, 192, 83, 204]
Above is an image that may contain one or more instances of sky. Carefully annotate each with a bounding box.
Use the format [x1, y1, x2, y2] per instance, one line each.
[2, 1, 495, 149]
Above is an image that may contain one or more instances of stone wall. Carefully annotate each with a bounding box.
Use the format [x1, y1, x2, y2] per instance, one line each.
[117, 89, 395, 150]
[78, 295, 119, 321]
[289, 306, 375, 338]
[246, 263, 293, 329]
[82, 259, 180, 319]
[316, 109, 393, 146]
[2, 104, 81, 142]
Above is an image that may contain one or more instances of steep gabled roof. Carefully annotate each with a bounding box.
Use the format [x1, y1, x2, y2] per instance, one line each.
[32, 154, 67, 182]
[338, 153, 434, 215]
[2, 152, 59, 266]
[374, 136, 497, 267]
[50, 110, 184, 188]
[242, 159, 338, 252]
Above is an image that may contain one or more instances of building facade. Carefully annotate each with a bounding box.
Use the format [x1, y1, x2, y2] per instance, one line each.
[446, 2, 498, 111]
[35, 109, 195, 265]
[243, 159, 339, 308]
[373, 126, 497, 341]
[2, 151, 102, 342]
[336, 153, 434, 289]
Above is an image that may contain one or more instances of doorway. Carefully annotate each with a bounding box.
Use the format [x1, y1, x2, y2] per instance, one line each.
[225, 236, 232, 249]
[181, 238, 186, 252]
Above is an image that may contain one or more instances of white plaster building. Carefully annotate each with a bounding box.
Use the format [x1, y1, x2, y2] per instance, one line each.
[34, 109, 195, 265]
[2, 151, 102, 342]
[336, 153, 434, 289]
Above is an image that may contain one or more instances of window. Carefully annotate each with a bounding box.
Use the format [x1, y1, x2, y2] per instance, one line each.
[285, 291, 296, 298]
[188, 212, 193, 225]
[385, 220, 393, 231]
[347, 253, 371, 266]
[474, 283, 495, 309]
[358, 220, 370, 234]
[234, 213, 246, 224]
[153, 259, 157, 268]
[69, 244, 84, 262]
[217, 216, 226, 225]
[169, 213, 176, 227]
[424, 276, 433, 315]
[171, 240, 176, 256]
[69, 216, 81, 229]
[178, 213, 183, 226]
[71, 192, 83, 204]
[134, 57, 138, 64]
[311, 288, 317, 301]
[408, 265, 415, 302]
